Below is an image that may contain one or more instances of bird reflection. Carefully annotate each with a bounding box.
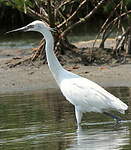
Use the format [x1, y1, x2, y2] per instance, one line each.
[68, 125, 129, 150]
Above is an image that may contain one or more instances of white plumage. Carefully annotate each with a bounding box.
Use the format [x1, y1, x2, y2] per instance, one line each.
[7, 20, 128, 126]
[59, 70, 128, 124]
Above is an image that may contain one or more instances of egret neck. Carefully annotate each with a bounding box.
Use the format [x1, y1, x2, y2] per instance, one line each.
[42, 29, 64, 84]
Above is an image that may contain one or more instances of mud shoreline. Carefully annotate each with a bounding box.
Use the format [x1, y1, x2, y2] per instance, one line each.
[0, 39, 131, 94]
[0, 58, 131, 94]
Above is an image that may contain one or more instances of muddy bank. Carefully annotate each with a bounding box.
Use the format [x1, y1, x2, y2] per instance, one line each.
[0, 57, 131, 94]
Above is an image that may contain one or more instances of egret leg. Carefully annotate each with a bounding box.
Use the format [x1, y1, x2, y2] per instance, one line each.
[75, 108, 83, 126]
[103, 112, 121, 123]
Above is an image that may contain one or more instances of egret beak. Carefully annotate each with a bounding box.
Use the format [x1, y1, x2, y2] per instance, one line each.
[5, 25, 34, 34]
[5, 26, 26, 34]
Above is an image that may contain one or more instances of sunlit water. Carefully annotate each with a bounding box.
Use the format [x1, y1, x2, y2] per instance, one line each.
[0, 31, 98, 50]
[0, 87, 131, 150]
[0, 33, 41, 50]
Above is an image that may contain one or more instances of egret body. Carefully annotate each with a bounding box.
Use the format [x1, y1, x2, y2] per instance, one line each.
[7, 21, 128, 126]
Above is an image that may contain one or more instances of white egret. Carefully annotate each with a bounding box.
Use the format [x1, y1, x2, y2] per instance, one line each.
[7, 21, 128, 126]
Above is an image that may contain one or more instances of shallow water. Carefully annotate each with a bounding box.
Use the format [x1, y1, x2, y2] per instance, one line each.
[0, 87, 131, 150]
[0, 32, 97, 50]
[0, 33, 41, 49]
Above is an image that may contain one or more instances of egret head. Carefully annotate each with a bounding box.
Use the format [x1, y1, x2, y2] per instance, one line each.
[6, 20, 53, 34]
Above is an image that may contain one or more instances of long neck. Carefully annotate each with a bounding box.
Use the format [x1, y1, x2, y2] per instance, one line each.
[42, 30, 64, 84]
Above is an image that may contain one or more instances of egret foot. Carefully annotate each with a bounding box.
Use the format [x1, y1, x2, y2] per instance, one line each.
[103, 112, 122, 124]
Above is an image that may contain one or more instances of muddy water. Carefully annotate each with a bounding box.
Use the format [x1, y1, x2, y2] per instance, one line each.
[0, 87, 131, 150]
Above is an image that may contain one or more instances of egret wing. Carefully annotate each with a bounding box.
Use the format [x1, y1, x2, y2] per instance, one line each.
[60, 77, 127, 113]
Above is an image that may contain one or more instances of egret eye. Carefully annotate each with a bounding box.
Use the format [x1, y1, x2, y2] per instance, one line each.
[27, 25, 34, 30]
[30, 25, 35, 28]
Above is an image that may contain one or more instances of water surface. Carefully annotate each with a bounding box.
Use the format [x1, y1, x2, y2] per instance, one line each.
[0, 33, 41, 49]
[0, 87, 131, 150]
[0, 31, 97, 50]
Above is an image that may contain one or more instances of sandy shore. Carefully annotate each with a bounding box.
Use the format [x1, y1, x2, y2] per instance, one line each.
[0, 56, 131, 94]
